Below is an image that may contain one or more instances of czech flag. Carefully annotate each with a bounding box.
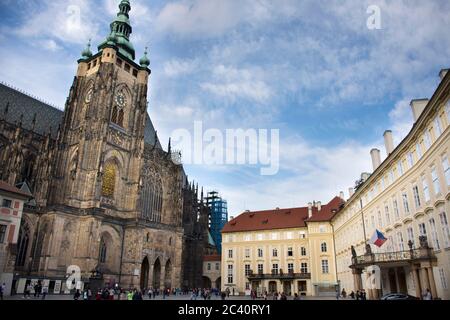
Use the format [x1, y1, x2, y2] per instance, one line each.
[370, 230, 387, 247]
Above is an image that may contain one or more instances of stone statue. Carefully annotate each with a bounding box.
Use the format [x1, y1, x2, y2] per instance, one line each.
[351, 245, 357, 258]
[419, 236, 429, 249]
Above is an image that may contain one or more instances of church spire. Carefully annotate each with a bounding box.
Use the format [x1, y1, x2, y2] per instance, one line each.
[98, 0, 135, 61]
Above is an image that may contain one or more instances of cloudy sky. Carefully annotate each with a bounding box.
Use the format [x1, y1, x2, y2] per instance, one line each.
[1, 0, 449, 217]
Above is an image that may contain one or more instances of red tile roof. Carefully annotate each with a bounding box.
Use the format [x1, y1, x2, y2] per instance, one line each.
[203, 255, 221, 262]
[0, 180, 32, 198]
[222, 197, 344, 233]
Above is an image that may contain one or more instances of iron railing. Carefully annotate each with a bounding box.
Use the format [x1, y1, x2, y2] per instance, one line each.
[352, 248, 436, 267]
[247, 271, 311, 280]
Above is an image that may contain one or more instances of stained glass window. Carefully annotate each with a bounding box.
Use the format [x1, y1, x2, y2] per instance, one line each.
[102, 162, 116, 198]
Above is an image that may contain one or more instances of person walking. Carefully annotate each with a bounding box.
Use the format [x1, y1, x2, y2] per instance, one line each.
[423, 289, 432, 300]
[349, 291, 355, 299]
[74, 289, 81, 300]
[41, 286, 48, 300]
[0, 282, 5, 300]
[341, 288, 347, 299]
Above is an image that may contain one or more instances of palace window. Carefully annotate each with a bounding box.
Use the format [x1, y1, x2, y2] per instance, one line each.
[407, 227, 415, 248]
[398, 161, 404, 176]
[244, 264, 251, 276]
[424, 131, 432, 149]
[419, 223, 427, 244]
[300, 263, 308, 274]
[402, 193, 410, 215]
[321, 242, 327, 253]
[272, 248, 278, 257]
[408, 152, 414, 168]
[258, 264, 263, 274]
[384, 204, 391, 225]
[442, 156, 450, 186]
[287, 247, 293, 257]
[378, 211, 383, 228]
[393, 198, 400, 220]
[207, 263, 211, 271]
[416, 143, 422, 159]
[227, 265, 233, 284]
[439, 212, 450, 248]
[429, 218, 440, 250]
[413, 185, 421, 208]
[101, 162, 116, 198]
[439, 268, 448, 290]
[397, 232, 405, 251]
[301, 247, 307, 256]
[228, 249, 233, 259]
[287, 263, 294, 274]
[257, 248, 263, 258]
[245, 248, 250, 258]
[215, 263, 220, 271]
[434, 116, 443, 136]
[0, 225, 6, 243]
[422, 176, 430, 203]
[431, 166, 441, 195]
[321, 260, 329, 274]
[272, 264, 279, 275]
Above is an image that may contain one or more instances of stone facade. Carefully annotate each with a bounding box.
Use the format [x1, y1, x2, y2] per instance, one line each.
[0, 1, 212, 294]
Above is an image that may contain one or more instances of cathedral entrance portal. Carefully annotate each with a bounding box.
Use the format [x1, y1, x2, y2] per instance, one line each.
[140, 257, 149, 290]
[153, 258, 161, 289]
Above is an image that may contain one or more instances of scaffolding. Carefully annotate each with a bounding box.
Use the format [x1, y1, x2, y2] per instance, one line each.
[206, 191, 228, 253]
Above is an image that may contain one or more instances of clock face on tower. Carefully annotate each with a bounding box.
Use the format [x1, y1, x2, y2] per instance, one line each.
[115, 91, 126, 107]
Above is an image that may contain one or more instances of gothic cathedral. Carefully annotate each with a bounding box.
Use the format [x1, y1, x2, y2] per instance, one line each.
[0, 0, 215, 291]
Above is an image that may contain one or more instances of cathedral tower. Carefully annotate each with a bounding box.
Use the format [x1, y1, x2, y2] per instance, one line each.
[49, 0, 151, 218]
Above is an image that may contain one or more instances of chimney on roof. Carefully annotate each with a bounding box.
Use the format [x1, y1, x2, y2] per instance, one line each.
[349, 187, 355, 197]
[439, 69, 449, 80]
[370, 148, 381, 171]
[317, 201, 321, 212]
[229, 216, 234, 221]
[383, 130, 394, 156]
[410, 99, 429, 122]
[308, 202, 312, 218]
[339, 191, 345, 200]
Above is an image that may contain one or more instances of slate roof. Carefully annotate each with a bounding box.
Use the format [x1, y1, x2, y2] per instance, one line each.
[0, 180, 32, 199]
[222, 197, 344, 233]
[0, 82, 161, 147]
[0, 83, 63, 138]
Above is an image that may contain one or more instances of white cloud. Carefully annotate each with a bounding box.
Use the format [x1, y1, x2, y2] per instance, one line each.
[200, 65, 272, 103]
[40, 39, 63, 52]
[389, 99, 414, 145]
[163, 58, 198, 77]
[15, 0, 100, 45]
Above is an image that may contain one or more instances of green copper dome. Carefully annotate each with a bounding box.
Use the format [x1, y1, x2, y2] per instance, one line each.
[139, 47, 150, 68]
[98, 0, 136, 61]
[80, 39, 93, 60]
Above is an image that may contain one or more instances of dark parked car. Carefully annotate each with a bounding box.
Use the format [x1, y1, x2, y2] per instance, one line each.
[381, 293, 420, 300]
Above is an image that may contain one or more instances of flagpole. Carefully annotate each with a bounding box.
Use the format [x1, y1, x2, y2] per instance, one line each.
[360, 198, 368, 245]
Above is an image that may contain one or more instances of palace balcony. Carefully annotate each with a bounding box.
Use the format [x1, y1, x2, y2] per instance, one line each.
[247, 270, 311, 281]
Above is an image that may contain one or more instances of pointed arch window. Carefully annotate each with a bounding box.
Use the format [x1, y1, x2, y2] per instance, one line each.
[15, 223, 30, 267]
[99, 237, 107, 263]
[140, 174, 163, 223]
[102, 162, 116, 198]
